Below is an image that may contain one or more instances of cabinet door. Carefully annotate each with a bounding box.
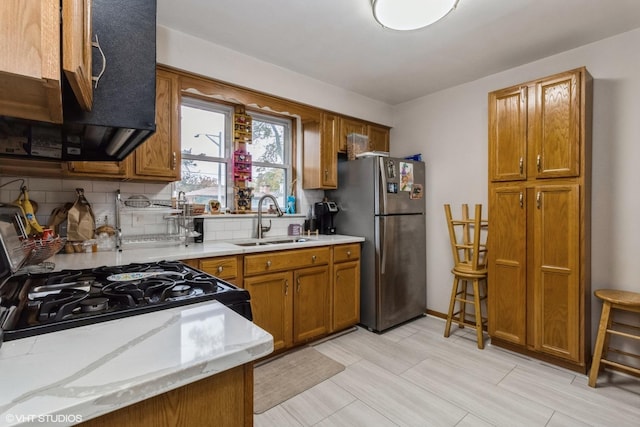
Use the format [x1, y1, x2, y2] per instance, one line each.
[302, 114, 338, 189]
[244, 272, 293, 351]
[293, 266, 330, 343]
[533, 184, 580, 361]
[131, 69, 181, 181]
[532, 71, 581, 179]
[488, 86, 527, 182]
[66, 160, 128, 178]
[0, 0, 62, 123]
[339, 117, 367, 153]
[321, 113, 339, 187]
[488, 185, 527, 345]
[62, 0, 93, 111]
[332, 260, 360, 332]
[368, 124, 390, 153]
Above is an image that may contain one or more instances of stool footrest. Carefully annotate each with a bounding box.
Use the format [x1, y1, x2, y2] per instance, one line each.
[600, 359, 640, 376]
[607, 347, 640, 361]
[606, 328, 640, 341]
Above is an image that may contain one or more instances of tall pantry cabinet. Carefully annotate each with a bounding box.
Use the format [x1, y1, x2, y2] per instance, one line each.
[487, 67, 592, 373]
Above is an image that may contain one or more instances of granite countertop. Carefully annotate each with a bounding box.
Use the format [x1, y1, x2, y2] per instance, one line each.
[50, 234, 365, 271]
[0, 300, 273, 426]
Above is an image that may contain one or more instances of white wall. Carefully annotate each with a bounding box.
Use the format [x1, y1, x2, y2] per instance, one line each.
[157, 26, 394, 126]
[391, 28, 640, 342]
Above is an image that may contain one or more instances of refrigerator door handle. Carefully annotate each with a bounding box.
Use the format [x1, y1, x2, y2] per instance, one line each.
[379, 157, 388, 214]
[380, 216, 386, 274]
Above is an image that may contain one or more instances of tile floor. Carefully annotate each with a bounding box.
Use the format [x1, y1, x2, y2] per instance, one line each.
[254, 315, 640, 427]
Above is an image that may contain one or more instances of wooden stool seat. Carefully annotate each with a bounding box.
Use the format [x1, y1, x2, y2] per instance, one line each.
[443, 204, 488, 349]
[588, 289, 640, 387]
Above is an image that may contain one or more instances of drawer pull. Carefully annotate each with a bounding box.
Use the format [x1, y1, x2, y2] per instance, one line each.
[266, 260, 272, 268]
[217, 266, 223, 273]
[312, 255, 316, 262]
[346, 250, 351, 257]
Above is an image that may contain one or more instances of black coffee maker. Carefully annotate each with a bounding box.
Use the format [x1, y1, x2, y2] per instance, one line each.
[315, 201, 339, 234]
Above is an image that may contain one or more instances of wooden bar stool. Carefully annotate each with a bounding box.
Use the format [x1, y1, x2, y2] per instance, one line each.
[588, 289, 640, 387]
[443, 204, 488, 349]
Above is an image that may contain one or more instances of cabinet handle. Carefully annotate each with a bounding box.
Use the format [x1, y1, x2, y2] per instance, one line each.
[172, 152, 177, 170]
[520, 87, 525, 104]
[536, 154, 541, 172]
[284, 279, 288, 296]
[91, 35, 107, 88]
[536, 191, 541, 209]
[324, 169, 328, 180]
[266, 260, 272, 268]
[311, 255, 316, 262]
[519, 157, 523, 175]
[296, 277, 301, 293]
[519, 192, 524, 208]
[217, 266, 223, 273]
[346, 250, 351, 257]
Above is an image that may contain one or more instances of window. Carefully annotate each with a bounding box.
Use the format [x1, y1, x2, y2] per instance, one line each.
[246, 112, 292, 209]
[176, 97, 292, 211]
[177, 97, 232, 207]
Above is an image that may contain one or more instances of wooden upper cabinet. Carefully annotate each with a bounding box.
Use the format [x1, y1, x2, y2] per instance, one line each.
[489, 69, 583, 182]
[533, 71, 581, 179]
[368, 124, 390, 153]
[338, 117, 367, 153]
[62, 0, 93, 111]
[66, 160, 128, 178]
[0, 0, 93, 123]
[302, 113, 338, 189]
[489, 85, 527, 182]
[130, 69, 181, 181]
[65, 69, 181, 181]
[0, 0, 63, 123]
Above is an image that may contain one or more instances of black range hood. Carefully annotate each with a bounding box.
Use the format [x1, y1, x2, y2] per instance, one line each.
[0, 0, 157, 162]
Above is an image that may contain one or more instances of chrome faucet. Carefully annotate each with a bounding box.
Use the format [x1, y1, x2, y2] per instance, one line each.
[257, 195, 284, 239]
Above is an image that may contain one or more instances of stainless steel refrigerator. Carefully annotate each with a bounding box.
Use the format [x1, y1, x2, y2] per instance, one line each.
[328, 156, 426, 332]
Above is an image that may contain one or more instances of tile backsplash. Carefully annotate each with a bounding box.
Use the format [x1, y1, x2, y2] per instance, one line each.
[0, 176, 323, 244]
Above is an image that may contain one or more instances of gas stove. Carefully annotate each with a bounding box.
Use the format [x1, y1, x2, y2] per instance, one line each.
[0, 260, 252, 342]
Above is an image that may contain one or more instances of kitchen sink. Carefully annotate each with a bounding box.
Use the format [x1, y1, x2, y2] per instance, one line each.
[232, 237, 315, 247]
[233, 241, 273, 247]
[267, 238, 314, 244]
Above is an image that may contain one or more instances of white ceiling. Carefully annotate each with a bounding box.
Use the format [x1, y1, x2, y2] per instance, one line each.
[157, 0, 640, 105]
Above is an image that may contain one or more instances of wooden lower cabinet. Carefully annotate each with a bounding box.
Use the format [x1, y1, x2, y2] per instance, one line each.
[182, 243, 360, 353]
[244, 267, 330, 351]
[488, 182, 586, 370]
[197, 255, 242, 287]
[244, 271, 292, 352]
[244, 247, 332, 352]
[331, 244, 361, 332]
[293, 266, 330, 343]
[79, 364, 253, 427]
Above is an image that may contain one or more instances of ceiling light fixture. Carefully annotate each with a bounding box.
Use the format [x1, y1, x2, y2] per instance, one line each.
[371, 0, 459, 31]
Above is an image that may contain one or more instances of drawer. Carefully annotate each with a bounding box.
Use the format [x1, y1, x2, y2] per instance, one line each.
[244, 247, 330, 276]
[199, 256, 239, 280]
[333, 243, 360, 263]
